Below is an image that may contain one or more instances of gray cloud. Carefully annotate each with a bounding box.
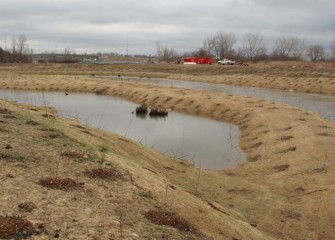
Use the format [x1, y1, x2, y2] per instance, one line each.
[0, 0, 334, 54]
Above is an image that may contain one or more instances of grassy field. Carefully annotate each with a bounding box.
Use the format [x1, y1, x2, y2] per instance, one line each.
[0, 62, 335, 239]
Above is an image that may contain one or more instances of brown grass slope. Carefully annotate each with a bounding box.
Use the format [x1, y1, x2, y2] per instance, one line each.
[0, 101, 211, 239]
[0, 64, 335, 239]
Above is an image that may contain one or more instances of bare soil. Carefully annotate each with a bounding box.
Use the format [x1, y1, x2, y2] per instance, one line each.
[0, 216, 43, 239]
[0, 63, 334, 239]
[37, 177, 83, 191]
[144, 210, 197, 233]
[84, 168, 123, 180]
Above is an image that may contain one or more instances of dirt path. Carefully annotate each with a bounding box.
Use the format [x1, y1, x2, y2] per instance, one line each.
[0, 65, 335, 239]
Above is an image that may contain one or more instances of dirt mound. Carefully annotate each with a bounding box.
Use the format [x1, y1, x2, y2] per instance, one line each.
[144, 210, 194, 232]
[0, 216, 43, 239]
[38, 177, 83, 191]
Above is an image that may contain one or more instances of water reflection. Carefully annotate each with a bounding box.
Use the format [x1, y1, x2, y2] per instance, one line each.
[0, 89, 246, 170]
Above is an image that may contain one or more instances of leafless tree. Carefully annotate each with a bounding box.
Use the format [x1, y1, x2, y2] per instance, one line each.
[11, 36, 17, 54]
[205, 32, 237, 59]
[10, 34, 30, 62]
[186, 48, 210, 58]
[155, 41, 177, 62]
[241, 33, 267, 61]
[217, 32, 237, 59]
[306, 44, 325, 62]
[11, 34, 29, 56]
[162, 47, 176, 61]
[202, 38, 215, 57]
[195, 48, 209, 58]
[273, 36, 306, 60]
[331, 40, 335, 60]
[17, 34, 29, 57]
[63, 48, 76, 55]
[156, 41, 162, 59]
[331, 18, 335, 60]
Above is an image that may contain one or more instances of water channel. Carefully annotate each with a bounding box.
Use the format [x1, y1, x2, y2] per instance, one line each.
[102, 76, 335, 121]
[0, 89, 246, 170]
[2, 77, 334, 170]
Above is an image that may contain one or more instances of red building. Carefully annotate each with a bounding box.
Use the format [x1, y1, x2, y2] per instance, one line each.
[183, 57, 214, 64]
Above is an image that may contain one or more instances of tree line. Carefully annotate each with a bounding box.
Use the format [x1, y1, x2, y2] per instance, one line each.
[157, 32, 335, 63]
[0, 34, 32, 63]
[2, 33, 335, 63]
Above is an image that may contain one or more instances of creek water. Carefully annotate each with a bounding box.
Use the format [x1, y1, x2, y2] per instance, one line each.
[0, 89, 246, 170]
[102, 76, 335, 122]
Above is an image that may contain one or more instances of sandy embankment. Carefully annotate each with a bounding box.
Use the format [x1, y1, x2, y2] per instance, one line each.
[0, 69, 335, 239]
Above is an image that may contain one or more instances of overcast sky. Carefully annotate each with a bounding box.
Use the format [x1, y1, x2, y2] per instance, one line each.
[0, 0, 334, 55]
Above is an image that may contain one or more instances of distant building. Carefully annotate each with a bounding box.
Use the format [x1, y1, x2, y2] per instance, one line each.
[183, 57, 214, 64]
[32, 54, 99, 63]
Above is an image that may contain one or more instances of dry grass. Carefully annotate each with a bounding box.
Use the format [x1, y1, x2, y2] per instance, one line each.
[0, 101, 209, 239]
[0, 63, 335, 239]
[2, 61, 334, 94]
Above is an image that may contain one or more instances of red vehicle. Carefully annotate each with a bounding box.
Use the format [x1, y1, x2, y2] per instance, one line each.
[183, 57, 214, 65]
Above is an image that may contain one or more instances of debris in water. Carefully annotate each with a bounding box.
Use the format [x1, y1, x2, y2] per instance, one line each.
[149, 108, 168, 117]
[135, 105, 148, 115]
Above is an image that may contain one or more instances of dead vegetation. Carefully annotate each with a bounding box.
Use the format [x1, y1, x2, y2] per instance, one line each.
[149, 108, 168, 117]
[60, 150, 85, 159]
[273, 164, 290, 172]
[37, 177, 83, 191]
[84, 168, 122, 180]
[0, 216, 43, 239]
[144, 210, 196, 233]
